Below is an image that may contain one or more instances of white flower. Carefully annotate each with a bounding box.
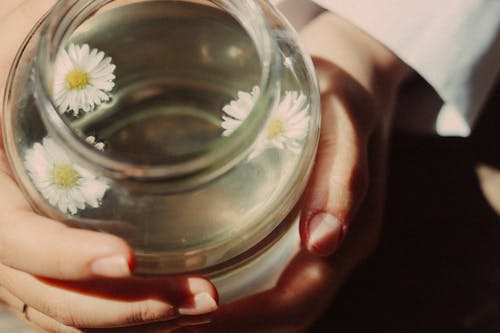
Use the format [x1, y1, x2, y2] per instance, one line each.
[221, 86, 261, 136]
[53, 43, 116, 115]
[24, 137, 109, 215]
[221, 86, 310, 159]
[85, 136, 105, 151]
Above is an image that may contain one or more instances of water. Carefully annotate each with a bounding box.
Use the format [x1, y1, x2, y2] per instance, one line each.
[69, 1, 262, 165]
[40, 0, 309, 274]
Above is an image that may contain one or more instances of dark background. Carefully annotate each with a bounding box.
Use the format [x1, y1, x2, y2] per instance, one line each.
[311, 83, 500, 332]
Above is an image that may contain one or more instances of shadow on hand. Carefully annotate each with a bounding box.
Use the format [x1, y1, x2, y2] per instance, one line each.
[311, 83, 500, 332]
[38, 275, 199, 309]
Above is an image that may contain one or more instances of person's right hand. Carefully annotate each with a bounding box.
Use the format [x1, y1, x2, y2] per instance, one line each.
[298, 12, 411, 257]
[0, 2, 217, 332]
[131, 12, 413, 332]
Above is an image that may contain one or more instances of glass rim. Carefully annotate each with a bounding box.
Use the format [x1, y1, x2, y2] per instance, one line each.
[34, 0, 282, 186]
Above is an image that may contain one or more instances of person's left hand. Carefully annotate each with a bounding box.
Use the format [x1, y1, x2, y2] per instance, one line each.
[0, 2, 218, 332]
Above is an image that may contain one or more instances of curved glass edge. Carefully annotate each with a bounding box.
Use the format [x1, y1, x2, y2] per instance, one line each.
[34, 0, 282, 191]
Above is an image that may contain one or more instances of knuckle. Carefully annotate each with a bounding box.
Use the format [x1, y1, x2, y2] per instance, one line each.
[53, 310, 78, 328]
[47, 301, 79, 328]
[126, 300, 173, 324]
[137, 301, 158, 322]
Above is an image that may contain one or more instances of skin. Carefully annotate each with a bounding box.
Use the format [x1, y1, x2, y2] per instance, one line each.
[168, 13, 412, 333]
[0, 2, 411, 332]
[0, 1, 217, 332]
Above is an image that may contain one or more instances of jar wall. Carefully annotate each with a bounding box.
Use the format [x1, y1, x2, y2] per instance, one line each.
[3, 0, 320, 277]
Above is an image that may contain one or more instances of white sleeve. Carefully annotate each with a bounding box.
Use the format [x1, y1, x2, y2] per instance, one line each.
[311, 0, 500, 136]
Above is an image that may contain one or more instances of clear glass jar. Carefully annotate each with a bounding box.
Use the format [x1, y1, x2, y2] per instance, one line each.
[3, 0, 319, 301]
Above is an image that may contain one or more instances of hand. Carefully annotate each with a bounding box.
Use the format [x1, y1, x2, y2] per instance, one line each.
[153, 75, 390, 332]
[160, 12, 411, 332]
[299, 12, 411, 257]
[0, 2, 217, 332]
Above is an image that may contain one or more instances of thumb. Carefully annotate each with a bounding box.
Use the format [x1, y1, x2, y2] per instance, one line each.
[300, 70, 372, 257]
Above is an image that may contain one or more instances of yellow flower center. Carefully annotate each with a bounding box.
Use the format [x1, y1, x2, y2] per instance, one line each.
[66, 69, 90, 90]
[52, 164, 80, 189]
[267, 119, 286, 139]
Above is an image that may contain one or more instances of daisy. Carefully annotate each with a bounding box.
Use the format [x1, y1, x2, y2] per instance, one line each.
[24, 137, 109, 215]
[85, 135, 105, 151]
[221, 86, 310, 159]
[53, 43, 116, 115]
[221, 86, 261, 136]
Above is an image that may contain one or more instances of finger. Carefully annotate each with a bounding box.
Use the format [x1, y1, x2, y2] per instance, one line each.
[79, 315, 212, 333]
[0, 0, 56, 88]
[0, 263, 218, 329]
[21, 308, 82, 333]
[192, 250, 337, 333]
[0, 143, 137, 279]
[80, 316, 211, 333]
[189, 130, 390, 333]
[0, 286, 83, 333]
[0, 1, 26, 20]
[300, 60, 372, 257]
[0, 0, 133, 280]
[0, 176, 135, 280]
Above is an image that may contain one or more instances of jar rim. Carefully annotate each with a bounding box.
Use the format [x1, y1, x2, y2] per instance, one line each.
[34, 0, 282, 188]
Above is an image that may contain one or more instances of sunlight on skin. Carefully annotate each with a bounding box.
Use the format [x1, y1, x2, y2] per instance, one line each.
[0, 3, 412, 332]
[0, 2, 218, 332]
[476, 163, 500, 215]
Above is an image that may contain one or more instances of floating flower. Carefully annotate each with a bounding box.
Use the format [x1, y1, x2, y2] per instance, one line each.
[53, 43, 116, 115]
[85, 135, 105, 151]
[24, 137, 109, 215]
[221, 86, 261, 136]
[221, 86, 310, 159]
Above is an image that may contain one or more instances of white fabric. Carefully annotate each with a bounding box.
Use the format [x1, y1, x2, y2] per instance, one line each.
[273, 0, 500, 137]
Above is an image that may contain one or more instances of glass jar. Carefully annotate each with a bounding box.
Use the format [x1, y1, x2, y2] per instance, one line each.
[3, 0, 320, 301]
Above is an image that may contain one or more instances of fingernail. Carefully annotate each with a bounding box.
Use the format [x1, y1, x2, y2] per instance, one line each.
[178, 292, 218, 315]
[90, 256, 131, 278]
[306, 212, 346, 256]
